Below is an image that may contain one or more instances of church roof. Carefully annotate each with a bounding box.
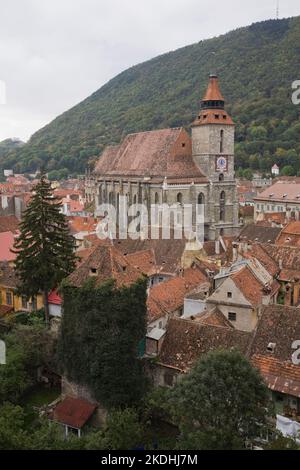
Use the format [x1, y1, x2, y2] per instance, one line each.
[94, 127, 207, 182]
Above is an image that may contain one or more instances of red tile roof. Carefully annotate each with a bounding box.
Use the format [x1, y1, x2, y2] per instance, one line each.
[158, 318, 251, 372]
[94, 128, 207, 182]
[195, 308, 234, 329]
[252, 355, 300, 398]
[53, 397, 96, 429]
[254, 181, 300, 204]
[48, 290, 62, 306]
[0, 231, 17, 262]
[68, 244, 143, 288]
[67, 216, 98, 235]
[147, 267, 208, 322]
[0, 216, 19, 234]
[126, 249, 157, 276]
[231, 266, 265, 306]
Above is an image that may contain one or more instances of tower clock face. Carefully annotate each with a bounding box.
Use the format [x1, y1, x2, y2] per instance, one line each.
[216, 156, 228, 172]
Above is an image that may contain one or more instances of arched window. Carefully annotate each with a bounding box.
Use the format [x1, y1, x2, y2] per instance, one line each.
[177, 193, 183, 205]
[133, 194, 137, 205]
[220, 129, 224, 153]
[220, 191, 226, 221]
[155, 192, 159, 204]
[108, 192, 113, 204]
[219, 173, 224, 182]
[198, 193, 205, 205]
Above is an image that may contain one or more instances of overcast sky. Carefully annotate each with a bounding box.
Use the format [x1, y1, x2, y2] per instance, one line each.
[0, 0, 299, 142]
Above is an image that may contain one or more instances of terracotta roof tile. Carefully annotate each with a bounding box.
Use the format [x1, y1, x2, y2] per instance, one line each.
[94, 128, 206, 182]
[126, 249, 157, 276]
[231, 266, 265, 306]
[252, 355, 300, 398]
[249, 305, 300, 362]
[53, 397, 96, 429]
[0, 216, 19, 234]
[237, 224, 281, 244]
[147, 267, 209, 322]
[158, 318, 251, 371]
[255, 181, 300, 204]
[194, 308, 234, 329]
[68, 244, 143, 288]
[0, 231, 17, 262]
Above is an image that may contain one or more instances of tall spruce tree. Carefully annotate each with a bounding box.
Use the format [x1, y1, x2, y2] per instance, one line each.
[13, 175, 77, 326]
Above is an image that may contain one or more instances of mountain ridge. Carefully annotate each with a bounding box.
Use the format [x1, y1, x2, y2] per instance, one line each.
[1, 16, 300, 177]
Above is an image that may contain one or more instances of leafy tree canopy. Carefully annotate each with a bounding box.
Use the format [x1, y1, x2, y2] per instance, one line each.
[169, 350, 271, 450]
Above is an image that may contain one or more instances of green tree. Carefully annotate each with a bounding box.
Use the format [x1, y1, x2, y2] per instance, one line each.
[0, 403, 30, 450]
[106, 408, 143, 450]
[13, 175, 77, 325]
[281, 165, 294, 176]
[170, 350, 271, 450]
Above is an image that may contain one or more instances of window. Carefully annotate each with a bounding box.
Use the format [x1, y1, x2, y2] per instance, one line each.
[228, 312, 237, 322]
[159, 321, 163, 329]
[154, 192, 159, 204]
[6, 291, 12, 305]
[219, 173, 224, 182]
[181, 142, 186, 148]
[220, 129, 224, 153]
[227, 292, 232, 298]
[177, 193, 183, 205]
[220, 191, 226, 221]
[90, 268, 98, 275]
[198, 193, 205, 205]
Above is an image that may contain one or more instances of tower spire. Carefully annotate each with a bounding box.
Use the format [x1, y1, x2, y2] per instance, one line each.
[192, 74, 233, 126]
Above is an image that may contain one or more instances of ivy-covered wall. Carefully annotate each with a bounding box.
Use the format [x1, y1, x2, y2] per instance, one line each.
[59, 277, 147, 409]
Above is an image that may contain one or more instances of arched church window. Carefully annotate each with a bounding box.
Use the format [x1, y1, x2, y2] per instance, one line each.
[155, 192, 159, 204]
[220, 129, 224, 153]
[177, 193, 183, 205]
[198, 193, 205, 205]
[220, 191, 226, 221]
[219, 173, 224, 182]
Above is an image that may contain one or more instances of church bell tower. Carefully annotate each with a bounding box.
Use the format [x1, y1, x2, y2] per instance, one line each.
[192, 75, 240, 240]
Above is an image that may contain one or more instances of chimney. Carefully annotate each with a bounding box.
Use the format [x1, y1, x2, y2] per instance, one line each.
[232, 242, 238, 262]
[262, 284, 272, 305]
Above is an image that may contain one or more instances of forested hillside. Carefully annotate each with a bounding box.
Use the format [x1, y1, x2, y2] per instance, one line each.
[2, 16, 300, 177]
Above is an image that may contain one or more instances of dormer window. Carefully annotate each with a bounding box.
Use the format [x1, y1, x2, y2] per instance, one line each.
[181, 143, 186, 148]
[215, 114, 220, 119]
[267, 342, 276, 353]
[90, 268, 98, 275]
[283, 194, 287, 198]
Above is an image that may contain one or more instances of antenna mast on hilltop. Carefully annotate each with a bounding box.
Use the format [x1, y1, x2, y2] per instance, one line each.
[276, 0, 280, 20]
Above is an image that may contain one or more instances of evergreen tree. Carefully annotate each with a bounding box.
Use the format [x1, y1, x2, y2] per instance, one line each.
[13, 175, 77, 325]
